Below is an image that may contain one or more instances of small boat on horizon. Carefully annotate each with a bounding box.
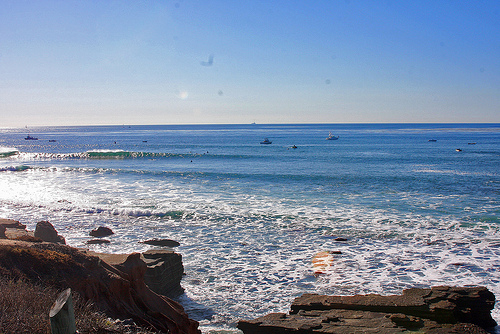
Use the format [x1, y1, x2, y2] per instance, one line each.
[25, 135, 38, 140]
[260, 138, 272, 144]
[326, 132, 339, 140]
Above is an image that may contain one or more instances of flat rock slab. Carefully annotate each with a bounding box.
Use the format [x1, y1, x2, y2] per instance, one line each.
[140, 239, 180, 247]
[238, 286, 496, 334]
[238, 310, 490, 334]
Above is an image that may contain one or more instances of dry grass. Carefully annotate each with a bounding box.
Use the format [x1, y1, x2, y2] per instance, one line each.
[0, 276, 159, 333]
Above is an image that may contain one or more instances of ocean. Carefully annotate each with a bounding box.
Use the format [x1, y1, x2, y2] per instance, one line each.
[0, 123, 499, 332]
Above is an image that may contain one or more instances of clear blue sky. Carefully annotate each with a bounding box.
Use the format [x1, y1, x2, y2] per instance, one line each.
[1, 1, 499, 127]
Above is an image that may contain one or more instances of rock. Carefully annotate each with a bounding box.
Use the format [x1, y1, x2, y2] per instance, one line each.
[0, 219, 27, 230]
[86, 239, 110, 244]
[142, 249, 184, 297]
[34, 221, 66, 244]
[0, 225, 5, 239]
[89, 226, 114, 237]
[237, 286, 497, 333]
[0, 243, 200, 334]
[141, 238, 180, 247]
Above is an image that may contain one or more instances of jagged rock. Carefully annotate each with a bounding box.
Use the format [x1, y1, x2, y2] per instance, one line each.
[142, 249, 184, 297]
[0, 243, 200, 334]
[34, 221, 66, 244]
[89, 226, 114, 237]
[141, 238, 180, 247]
[238, 287, 497, 334]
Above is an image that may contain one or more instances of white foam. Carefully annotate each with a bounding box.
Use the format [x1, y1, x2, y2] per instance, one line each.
[0, 167, 499, 333]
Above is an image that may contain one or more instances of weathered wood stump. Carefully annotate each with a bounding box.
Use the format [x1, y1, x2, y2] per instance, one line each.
[49, 288, 76, 334]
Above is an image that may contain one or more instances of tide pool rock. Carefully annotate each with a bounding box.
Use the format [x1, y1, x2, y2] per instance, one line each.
[238, 286, 496, 333]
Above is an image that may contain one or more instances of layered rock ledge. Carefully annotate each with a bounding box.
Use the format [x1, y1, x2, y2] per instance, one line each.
[238, 286, 497, 333]
[0, 219, 199, 333]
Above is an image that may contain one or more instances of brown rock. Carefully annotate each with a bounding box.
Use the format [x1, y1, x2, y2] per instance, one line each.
[238, 287, 497, 334]
[0, 219, 27, 230]
[34, 221, 66, 244]
[89, 226, 114, 237]
[142, 249, 184, 297]
[0, 243, 200, 334]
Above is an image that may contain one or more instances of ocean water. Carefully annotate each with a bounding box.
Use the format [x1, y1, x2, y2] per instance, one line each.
[0, 123, 499, 332]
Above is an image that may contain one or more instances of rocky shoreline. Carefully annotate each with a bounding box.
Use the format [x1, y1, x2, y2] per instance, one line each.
[238, 287, 497, 333]
[1, 218, 498, 333]
[0, 218, 199, 333]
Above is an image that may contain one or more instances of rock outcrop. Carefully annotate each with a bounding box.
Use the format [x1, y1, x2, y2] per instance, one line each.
[89, 226, 114, 237]
[238, 287, 497, 334]
[0, 219, 26, 230]
[0, 225, 5, 239]
[34, 221, 66, 244]
[143, 249, 185, 297]
[0, 242, 199, 333]
[0, 219, 28, 239]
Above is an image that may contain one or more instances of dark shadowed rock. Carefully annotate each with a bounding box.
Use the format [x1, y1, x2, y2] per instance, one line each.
[141, 238, 180, 247]
[86, 239, 111, 245]
[89, 226, 114, 237]
[34, 221, 66, 244]
[0, 225, 5, 239]
[142, 249, 184, 297]
[238, 286, 497, 334]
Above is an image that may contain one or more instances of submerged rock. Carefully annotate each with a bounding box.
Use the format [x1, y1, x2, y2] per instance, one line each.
[238, 286, 497, 333]
[141, 238, 180, 247]
[86, 239, 111, 244]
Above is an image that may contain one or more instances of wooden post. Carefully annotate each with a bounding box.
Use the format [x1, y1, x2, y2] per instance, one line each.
[49, 288, 76, 334]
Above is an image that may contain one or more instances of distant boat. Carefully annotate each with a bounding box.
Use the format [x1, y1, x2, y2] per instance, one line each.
[25, 135, 38, 140]
[48, 140, 57, 142]
[456, 148, 462, 152]
[260, 138, 272, 144]
[326, 132, 339, 140]
[428, 139, 437, 142]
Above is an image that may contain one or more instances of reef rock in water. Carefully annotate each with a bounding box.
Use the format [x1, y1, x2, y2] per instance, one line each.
[238, 286, 497, 333]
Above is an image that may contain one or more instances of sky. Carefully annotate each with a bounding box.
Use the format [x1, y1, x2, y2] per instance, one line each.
[0, 1, 499, 127]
